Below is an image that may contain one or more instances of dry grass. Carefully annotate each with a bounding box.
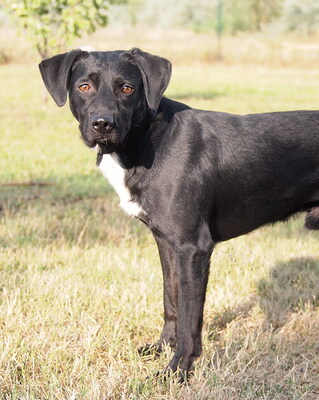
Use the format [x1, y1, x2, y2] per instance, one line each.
[0, 26, 319, 399]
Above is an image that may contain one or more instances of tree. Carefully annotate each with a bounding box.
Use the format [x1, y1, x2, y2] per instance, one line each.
[3, 0, 109, 58]
[216, 0, 223, 59]
[282, 0, 319, 35]
[249, 0, 283, 31]
[223, 0, 283, 33]
[132, 0, 214, 32]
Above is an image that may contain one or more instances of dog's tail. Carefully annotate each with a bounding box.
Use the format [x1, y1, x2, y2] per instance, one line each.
[305, 207, 319, 229]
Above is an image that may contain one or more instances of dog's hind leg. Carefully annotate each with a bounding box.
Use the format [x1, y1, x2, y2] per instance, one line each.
[138, 234, 178, 356]
[305, 207, 319, 230]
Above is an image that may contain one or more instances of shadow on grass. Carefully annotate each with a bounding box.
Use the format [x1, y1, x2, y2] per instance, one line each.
[257, 257, 319, 328]
[0, 172, 152, 249]
[205, 259, 319, 397]
[208, 257, 319, 335]
[0, 173, 113, 207]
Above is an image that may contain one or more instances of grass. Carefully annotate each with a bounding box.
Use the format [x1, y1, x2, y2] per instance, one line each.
[1, 27, 319, 399]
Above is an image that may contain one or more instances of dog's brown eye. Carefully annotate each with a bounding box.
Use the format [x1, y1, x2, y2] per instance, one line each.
[79, 84, 91, 92]
[121, 85, 134, 95]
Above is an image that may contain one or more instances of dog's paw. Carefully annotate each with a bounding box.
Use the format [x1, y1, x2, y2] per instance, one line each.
[149, 365, 189, 384]
[138, 343, 163, 357]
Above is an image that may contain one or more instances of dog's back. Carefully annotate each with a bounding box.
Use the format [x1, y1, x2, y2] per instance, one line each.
[148, 102, 319, 240]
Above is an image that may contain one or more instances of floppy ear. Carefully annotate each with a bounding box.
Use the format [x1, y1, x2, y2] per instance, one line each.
[38, 49, 83, 107]
[122, 48, 172, 111]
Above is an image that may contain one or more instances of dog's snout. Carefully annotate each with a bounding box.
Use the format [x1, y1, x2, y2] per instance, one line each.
[91, 115, 115, 134]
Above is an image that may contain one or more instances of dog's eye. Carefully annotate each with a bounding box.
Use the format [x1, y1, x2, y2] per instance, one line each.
[79, 84, 91, 92]
[121, 85, 134, 95]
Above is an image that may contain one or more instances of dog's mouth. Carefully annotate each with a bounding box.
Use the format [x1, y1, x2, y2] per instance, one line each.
[82, 132, 120, 151]
[96, 137, 108, 147]
[80, 122, 126, 153]
[95, 137, 121, 154]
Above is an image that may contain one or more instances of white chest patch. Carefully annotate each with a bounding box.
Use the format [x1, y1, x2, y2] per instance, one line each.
[99, 153, 144, 218]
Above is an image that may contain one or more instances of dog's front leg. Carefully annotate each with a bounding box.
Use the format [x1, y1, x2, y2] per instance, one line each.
[155, 234, 178, 349]
[166, 238, 213, 380]
[139, 234, 178, 355]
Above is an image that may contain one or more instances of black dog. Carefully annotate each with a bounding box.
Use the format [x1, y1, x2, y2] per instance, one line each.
[39, 48, 319, 379]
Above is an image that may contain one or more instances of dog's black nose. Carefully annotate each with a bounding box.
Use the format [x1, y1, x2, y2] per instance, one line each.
[91, 115, 115, 134]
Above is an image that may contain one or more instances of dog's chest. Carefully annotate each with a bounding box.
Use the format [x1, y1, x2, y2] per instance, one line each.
[99, 153, 144, 218]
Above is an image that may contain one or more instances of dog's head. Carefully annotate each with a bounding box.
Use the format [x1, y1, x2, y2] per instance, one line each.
[39, 48, 172, 153]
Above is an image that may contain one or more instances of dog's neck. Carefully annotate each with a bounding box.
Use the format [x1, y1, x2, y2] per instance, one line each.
[116, 106, 164, 170]
[97, 97, 189, 170]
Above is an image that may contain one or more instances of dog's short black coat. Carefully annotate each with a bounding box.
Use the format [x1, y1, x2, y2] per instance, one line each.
[39, 48, 319, 379]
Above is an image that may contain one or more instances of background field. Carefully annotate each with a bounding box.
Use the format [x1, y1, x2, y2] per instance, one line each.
[1, 26, 319, 399]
